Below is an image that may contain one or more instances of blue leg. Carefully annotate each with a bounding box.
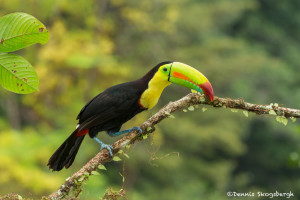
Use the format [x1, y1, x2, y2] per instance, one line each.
[108, 126, 142, 137]
[93, 137, 113, 157]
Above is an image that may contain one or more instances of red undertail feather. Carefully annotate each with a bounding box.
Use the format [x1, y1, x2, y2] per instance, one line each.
[75, 129, 89, 137]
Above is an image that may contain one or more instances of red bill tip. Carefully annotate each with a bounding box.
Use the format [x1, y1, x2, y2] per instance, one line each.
[199, 81, 214, 101]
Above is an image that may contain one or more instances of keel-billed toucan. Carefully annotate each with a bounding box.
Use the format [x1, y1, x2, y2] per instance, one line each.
[48, 61, 214, 171]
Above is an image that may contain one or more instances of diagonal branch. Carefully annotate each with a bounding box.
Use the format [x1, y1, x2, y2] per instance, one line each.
[46, 93, 299, 199]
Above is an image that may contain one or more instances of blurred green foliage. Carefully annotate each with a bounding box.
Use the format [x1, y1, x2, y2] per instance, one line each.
[0, 0, 299, 199]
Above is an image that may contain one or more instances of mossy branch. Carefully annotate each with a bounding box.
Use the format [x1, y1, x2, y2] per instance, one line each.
[46, 93, 299, 199]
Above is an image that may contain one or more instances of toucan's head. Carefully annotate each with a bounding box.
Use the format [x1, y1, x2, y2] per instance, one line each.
[155, 61, 214, 101]
[140, 61, 214, 109]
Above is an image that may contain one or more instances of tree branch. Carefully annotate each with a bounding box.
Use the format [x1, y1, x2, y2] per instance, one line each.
[46, 93, 299, 199]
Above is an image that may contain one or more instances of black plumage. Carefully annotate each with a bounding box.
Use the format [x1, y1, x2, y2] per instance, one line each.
[48, 61, 172, 171]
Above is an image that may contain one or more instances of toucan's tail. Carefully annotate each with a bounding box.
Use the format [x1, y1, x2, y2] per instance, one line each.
[48, 129, 86, 171]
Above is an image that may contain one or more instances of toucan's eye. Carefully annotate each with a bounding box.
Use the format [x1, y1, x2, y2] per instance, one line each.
[163, 67, 167, 72]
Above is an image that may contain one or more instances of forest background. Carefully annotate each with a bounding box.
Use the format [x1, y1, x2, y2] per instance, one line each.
[0, 0, 299, 199]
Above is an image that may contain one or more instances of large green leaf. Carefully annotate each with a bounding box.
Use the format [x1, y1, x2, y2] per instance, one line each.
[0, 12, 49, 52]
[0, 52, 38, 94]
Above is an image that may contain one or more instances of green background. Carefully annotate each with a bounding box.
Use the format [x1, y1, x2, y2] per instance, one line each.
[0, 0, 299, 199]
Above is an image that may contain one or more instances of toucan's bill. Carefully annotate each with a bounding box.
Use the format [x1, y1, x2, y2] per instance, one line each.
[164, 62, 214, 101]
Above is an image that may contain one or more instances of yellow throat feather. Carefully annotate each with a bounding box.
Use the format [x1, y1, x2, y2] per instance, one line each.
[139, 71, 171, 109]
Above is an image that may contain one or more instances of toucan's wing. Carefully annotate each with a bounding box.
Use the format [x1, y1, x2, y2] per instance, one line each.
[76, 82, 142, 131]
[76, 92, 102, 121]
[76, 92, 116, 122]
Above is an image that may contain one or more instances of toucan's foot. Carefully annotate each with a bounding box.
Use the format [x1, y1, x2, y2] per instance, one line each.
[132, 126, 143, 134]
[93, 137, 114, 157]
[100, 143, 113, 157]
[108, 126, 142, 137]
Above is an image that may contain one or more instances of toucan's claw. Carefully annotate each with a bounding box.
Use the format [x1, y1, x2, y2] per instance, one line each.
[101, 143, 114, 157]
[133, 126, 143, 134]
[93, 137, 114, 157]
